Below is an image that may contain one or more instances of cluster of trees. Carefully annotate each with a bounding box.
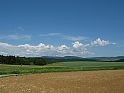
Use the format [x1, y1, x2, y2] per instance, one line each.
[0, 55, 47, 65]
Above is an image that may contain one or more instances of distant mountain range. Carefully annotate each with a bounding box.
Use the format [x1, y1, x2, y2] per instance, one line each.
[42, 56, 82, 59]
[42, 56, 124, 62]
[88, 56, 124, 61]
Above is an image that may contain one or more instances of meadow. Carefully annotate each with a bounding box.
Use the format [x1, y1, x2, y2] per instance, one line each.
[0, 61, 124, 75]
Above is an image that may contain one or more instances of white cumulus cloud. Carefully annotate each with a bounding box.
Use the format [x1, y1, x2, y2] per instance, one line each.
[72, 41, 91, 55]
[91, 38, 113, 46]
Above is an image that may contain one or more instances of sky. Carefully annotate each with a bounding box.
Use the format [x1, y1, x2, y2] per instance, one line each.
[0, 0, 124, 57]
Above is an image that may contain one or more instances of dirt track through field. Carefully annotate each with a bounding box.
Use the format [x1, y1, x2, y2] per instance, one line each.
[0, 70, 124, 93]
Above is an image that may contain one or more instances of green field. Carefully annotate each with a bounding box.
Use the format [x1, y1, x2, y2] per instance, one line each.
[0, 61, 124, 75]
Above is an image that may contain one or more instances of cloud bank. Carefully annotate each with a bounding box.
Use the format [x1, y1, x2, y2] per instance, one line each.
[0, 38, 115, 57]
[0, 41, 91, 57]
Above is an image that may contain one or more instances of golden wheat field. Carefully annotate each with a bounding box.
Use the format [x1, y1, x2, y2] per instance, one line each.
[0, 70, 124, 93]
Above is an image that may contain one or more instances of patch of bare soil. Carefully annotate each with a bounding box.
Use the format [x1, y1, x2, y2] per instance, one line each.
[0, 70, 124, 93]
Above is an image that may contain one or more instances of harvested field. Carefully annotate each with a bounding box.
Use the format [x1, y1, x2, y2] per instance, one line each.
[0, 70, 124, 93]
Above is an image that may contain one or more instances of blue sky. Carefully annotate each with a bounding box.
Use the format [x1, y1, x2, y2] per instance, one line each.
[0, 0, 124, 57]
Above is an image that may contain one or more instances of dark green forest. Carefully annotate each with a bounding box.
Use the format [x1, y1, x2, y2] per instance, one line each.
[0, 55, 47, 65]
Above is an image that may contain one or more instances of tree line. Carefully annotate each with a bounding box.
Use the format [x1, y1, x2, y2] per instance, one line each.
[0, 55, 47, 65]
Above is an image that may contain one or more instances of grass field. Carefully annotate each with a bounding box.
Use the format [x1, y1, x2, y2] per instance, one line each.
[0, 61, 124, 75]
